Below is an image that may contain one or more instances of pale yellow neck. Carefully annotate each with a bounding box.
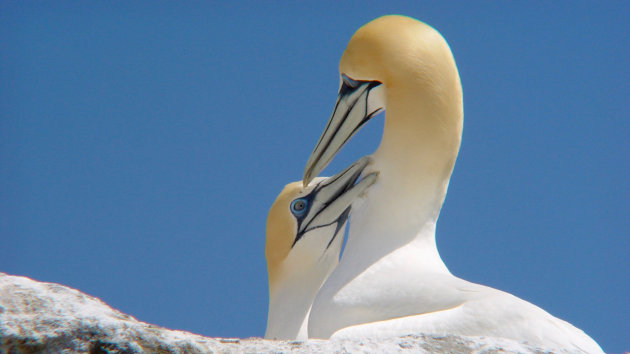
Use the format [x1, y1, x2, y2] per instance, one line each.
[376, 79, 462, 197]
[340, 77, 462, 271]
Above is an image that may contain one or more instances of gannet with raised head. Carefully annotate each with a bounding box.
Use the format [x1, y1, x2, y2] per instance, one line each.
[265, 157, 377, 340]
[303, 15, 602, 353]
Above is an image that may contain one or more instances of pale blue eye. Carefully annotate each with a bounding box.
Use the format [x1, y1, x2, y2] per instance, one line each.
[290, 198, 308, 215]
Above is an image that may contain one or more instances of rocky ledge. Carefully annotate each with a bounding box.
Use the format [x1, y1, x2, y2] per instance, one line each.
[1, 273, 559, 353]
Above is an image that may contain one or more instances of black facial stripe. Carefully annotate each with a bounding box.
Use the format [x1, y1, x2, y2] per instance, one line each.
[339, 74, 360, 96]
[313, 164, 355, 197]
[307, 157, 361, 208]
[336, 80, 383, 156]
[316, 80, 382, 167]
[299, 205, 350, 244]
[310, 77, 381, 166]
[311, 85, 364, 164]
[291, 167, 362, 248]
[311, 95, 344, 157]
[299, 164, 362, 237]
[290, 192, 316, 247]
[341, 106, 384, 149]
[321, 84, 367, 152]
[326, 207, 351, 250]
[311, 78, 362, 159]
[292, 221, 306, 246]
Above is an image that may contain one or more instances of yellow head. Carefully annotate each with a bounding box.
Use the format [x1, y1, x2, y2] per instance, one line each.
[265, 157, 377, 286]
[304, 15, 463, 185]
[265, 181, 303, 281]
[340, 15, 459, 94]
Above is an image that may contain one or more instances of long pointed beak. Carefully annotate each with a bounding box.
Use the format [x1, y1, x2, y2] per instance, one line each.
[303, 75, 384, 186]
[294, 156, 377, 245]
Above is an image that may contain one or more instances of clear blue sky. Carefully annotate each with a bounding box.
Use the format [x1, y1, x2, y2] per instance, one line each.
[1, 2, 628, 352]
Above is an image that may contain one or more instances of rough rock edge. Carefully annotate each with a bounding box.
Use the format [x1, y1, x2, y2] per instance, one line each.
[1, 273, 559, 353]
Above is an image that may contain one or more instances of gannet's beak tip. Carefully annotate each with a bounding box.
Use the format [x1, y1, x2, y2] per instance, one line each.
[302, 171, 311, 188]
[302, 154, 317, 187]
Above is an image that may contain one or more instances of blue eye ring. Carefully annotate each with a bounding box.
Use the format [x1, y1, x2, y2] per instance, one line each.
[290, 198, 308, 215]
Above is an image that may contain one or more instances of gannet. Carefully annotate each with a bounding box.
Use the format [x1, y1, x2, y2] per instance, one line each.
[264, 157, 377, 340]
[302, 15, 603, 353]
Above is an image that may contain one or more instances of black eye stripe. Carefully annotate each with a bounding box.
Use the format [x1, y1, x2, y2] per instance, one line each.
[291, 180, 348, 248]
[291, 157, 369, 248]
[291, 194, 315, 221]
[339, 74, 360, 96]
[290, 186, 325, 247]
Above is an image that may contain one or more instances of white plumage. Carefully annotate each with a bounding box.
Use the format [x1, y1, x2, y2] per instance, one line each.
[302, 15, 602, 353]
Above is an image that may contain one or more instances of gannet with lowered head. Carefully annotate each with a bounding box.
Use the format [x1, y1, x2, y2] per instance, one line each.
[302, 15, 602, 353]
[265, 157, 377, 340]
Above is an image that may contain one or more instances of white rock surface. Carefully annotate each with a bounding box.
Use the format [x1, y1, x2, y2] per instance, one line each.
[0, 273, 565, 353]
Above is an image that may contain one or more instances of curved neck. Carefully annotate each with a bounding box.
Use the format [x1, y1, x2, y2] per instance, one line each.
[265, 258, 337, 340]
[341, 81, 462, 275]
[265, 278, 313, 340]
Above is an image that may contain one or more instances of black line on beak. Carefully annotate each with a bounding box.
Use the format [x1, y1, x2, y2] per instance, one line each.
[292, 160, 366, 248]
[308, 76, 382, 174]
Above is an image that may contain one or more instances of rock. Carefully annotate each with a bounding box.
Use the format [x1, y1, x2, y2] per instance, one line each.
[0, 273, 556, 353]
